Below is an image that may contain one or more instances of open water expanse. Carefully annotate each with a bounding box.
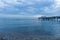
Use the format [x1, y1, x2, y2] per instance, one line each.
[0, 18, 60, 40]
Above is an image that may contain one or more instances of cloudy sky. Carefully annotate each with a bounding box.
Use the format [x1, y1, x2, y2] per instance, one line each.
[0, 0, 60, 18]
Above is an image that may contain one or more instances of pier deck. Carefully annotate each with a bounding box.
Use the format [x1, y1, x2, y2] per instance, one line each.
[38, 16, 60, 20]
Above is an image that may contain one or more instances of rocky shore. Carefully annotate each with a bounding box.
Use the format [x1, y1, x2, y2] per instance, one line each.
[0, 31, 59, 40]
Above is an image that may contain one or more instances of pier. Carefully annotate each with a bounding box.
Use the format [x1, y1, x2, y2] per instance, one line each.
[38, 16, 60, 20]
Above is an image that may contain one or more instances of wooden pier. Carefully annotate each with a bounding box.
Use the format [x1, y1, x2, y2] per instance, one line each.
[38, 16, 60, 20]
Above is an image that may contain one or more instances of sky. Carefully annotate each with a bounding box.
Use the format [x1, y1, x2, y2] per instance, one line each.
[0, 0, 60, 18]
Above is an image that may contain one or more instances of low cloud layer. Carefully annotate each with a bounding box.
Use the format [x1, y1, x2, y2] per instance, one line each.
[0, 0, 60, 18]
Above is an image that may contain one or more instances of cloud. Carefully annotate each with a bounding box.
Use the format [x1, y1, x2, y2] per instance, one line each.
[0, 14, 33, 18]
[0, 0, 7, 8]
[0, 0, 59, 18]
[39, 0, 60, 16]
[2, 0, 17, 4]
[54, 0, 60, 8]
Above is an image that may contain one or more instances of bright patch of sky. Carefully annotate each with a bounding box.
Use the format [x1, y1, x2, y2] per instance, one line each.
[0, 0, 60, 18]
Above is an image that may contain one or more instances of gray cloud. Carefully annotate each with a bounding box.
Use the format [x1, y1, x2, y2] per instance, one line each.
[0, 0, 59, 17]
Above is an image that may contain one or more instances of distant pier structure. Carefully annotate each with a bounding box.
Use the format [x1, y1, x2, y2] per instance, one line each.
[38, 16, 60, 20]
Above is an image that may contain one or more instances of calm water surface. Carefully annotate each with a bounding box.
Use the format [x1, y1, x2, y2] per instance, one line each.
[0, 18, 60, 40]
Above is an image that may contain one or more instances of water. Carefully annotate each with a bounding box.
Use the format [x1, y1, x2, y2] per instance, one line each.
[0, 18, 60, 40]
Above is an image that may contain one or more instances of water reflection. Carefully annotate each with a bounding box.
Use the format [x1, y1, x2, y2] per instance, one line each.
[0, 18, 60, 40]
[38, 20, 60, 36]
[0, 19, 60, 35]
